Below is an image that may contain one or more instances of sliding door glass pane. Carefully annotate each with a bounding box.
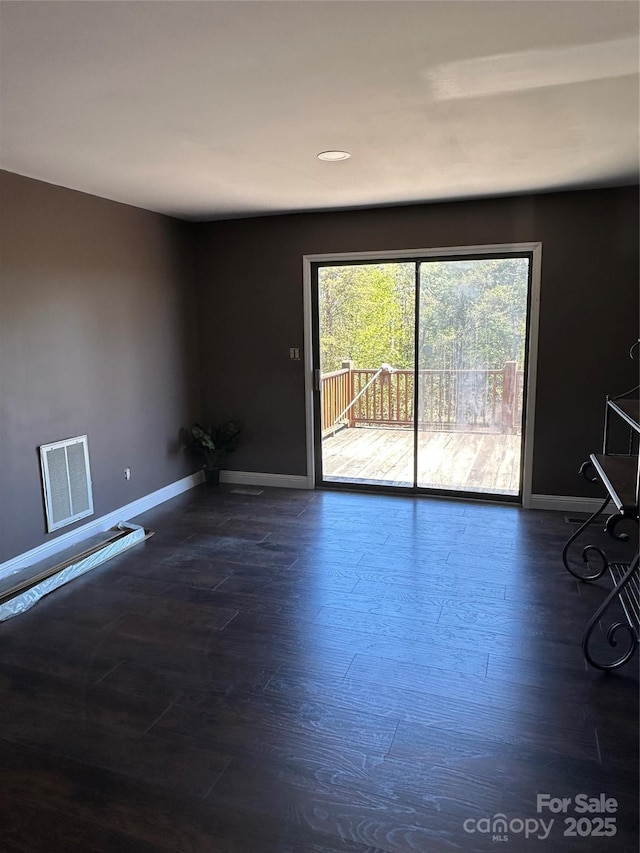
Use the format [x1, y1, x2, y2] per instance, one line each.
[416, 257, 529, 496]
[318, 262, 415, 486]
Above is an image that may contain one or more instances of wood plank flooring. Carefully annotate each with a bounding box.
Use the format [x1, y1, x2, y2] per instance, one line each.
[0, 486, 637, 852]
[322, 428, 521, 494]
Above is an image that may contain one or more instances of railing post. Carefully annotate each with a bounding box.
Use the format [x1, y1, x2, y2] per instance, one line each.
[341, 360, 354, 427]
[320, 372, 328, 434]
[502, 361, 517, 433]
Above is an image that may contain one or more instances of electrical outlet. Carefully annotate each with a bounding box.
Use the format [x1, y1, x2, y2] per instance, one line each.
[124, 467, 131, 480]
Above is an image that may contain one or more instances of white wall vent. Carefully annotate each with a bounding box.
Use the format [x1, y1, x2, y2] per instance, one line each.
[40, 435, 94, 532]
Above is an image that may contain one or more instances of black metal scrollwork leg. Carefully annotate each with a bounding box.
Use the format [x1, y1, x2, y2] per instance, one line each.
[582, 553, 640, 670]
[571, 348, 640, 671]
[562, 494, 611, 580]
[604, 512, 632, 542]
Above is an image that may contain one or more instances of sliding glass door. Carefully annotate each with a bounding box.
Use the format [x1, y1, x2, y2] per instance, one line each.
[416, 256, 530, 495]
[314, 251, 531, 500]
[316, 262, 416, 486]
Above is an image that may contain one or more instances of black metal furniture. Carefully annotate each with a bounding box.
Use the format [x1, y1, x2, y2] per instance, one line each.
[562, 343, 639, 670]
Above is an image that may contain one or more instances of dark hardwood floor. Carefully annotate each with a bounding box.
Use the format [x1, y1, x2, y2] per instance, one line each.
[0, 486, 637, 852]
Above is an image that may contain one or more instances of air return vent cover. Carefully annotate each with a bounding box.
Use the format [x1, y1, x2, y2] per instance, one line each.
[40, 435, 94, 532]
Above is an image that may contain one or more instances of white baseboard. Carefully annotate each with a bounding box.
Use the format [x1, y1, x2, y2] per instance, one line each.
[0, 524, 148, 622]
[220, 470, 312, 490]
[0, 471, 204, 581]
[5, 476, 593, 580]
[528, 494, 609, 514]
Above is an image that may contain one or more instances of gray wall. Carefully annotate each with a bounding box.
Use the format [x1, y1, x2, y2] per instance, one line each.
[0, 171, 200, 563]
[1, 173, 637, 564]
[194, 187, 639, 497]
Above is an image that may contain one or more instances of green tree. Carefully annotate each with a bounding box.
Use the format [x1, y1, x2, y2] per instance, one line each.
[419, 258, 528, 370]
[319, 263, 415, 371]
[319, 257, 529, 373]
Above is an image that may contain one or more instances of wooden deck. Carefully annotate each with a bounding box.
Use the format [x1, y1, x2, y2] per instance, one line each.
[321, 426, 521, 495]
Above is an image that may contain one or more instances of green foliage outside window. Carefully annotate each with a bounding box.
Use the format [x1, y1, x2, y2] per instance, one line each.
[319, 259, 528, 373]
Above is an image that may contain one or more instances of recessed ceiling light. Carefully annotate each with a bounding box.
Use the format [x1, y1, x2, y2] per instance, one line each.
[317, 150, 351, 161]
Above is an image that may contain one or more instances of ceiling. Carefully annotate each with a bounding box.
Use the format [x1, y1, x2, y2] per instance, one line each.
[1, 1, 638, 221]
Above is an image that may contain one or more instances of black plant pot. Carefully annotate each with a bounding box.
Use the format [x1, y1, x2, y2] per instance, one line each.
[204, 468, 221, 487]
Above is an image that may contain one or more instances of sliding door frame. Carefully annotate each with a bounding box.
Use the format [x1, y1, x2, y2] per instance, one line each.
[303, 242, 542, 507]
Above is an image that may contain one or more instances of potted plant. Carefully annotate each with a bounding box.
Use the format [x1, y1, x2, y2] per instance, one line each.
[184, 421, 241, 486]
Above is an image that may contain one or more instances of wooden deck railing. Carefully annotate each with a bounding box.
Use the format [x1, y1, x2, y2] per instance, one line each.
[320, 367, 353, 435]
[321, 362, 523, 436]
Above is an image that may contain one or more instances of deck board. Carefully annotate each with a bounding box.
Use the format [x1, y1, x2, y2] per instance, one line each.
[322, 426, 521, 494]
